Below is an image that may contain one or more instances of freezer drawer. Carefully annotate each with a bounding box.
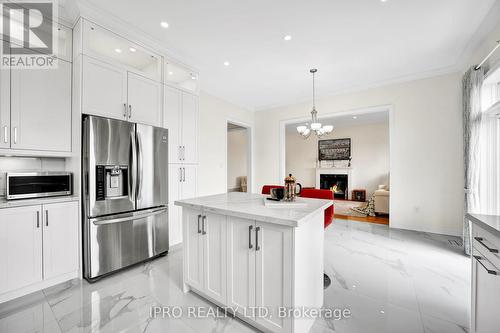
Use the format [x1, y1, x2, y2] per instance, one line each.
[83, 207, 169, 280]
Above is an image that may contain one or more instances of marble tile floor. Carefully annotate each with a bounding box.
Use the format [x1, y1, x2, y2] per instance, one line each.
[0, 218, 470, 333]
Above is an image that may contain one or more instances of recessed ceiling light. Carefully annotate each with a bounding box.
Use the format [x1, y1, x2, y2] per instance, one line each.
[191, 74, 197, 80]
[381, 0, 388, 2]
[129, 47, 136, 52]
[168, 71, 173, 76]
[115, 48, 122, 53]
[223, 61, 230, 66]
[353, 116, 358, 119]
[284, 35, 292, 41]
[160, 21, 169, 28]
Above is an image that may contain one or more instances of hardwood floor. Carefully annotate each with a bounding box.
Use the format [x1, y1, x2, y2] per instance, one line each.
[334, 213, 389, 225]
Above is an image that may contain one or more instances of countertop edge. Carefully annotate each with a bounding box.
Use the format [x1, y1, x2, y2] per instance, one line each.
[0, 195, 80, 209]
[175, 198, 331, 228]
[466, 213, 500, 237]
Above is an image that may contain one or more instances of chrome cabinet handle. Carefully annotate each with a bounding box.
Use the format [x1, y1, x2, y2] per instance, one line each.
[3, 126, 7, 143]
[123, 103, 127, 118]
[248, 225, 253, 249]
[182, 167, 186, 182]
[45, 210, 48, 227]
[255, 226, 261, 251]
[473, 255, 499, 275]
[178, 146, 181, 161]
[197, 214, 202, 234]
[474, 237, 499, 253]
[13, 127, 17, 144]
[202, 215, 207, 235]
[183, 146, 186, 160]
[128, 105, 132, 118]
[36, 211, 40, 228]
[179, 168, 182, 182]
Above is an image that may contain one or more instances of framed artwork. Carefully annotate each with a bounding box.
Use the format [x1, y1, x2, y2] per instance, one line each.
[318, 138, 351, 160]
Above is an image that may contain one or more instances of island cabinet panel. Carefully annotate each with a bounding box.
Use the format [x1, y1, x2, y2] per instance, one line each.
[227, 217, 256, 316]
[255, 222, 293, 333]
[184, 208, 204, 290]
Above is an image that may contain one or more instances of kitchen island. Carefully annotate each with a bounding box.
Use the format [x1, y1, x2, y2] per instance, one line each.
[175, 192, 331, 333]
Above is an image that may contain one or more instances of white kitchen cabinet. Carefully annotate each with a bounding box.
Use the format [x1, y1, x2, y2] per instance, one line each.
[203, 212, 227, 304]
[10, 60, 72, 152]
[0, 46, 9, 149]
[82, 56, 127, 120]
[82, 56, 162, 126]
[164, 85, 182, 163]
[0, 201, 79, 303]
[181, 92, 199, 164]
[168, 164, 197, 246]
[182, 208, 227, 304]
[227, 217, 256, 316]
[255, 221, 292, 333]
[184, 208, 204, 291]
[127, 72, 162, 126]
[0, 206, 42, 294]
[163, 86, 199, 164]
[42, 201, 79, 280]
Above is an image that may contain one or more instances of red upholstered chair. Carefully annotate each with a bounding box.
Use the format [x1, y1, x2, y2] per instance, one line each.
[261, 185, 284, 195]
[300, 188, 334, 228]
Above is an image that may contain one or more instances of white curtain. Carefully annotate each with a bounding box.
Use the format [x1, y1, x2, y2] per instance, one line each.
[462, 66, 485, 255]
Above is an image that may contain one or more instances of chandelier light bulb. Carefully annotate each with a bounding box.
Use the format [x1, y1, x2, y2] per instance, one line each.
[323, 125, 334, 133]
[310, 122, 322, 130]
[297, 125, 307, 134]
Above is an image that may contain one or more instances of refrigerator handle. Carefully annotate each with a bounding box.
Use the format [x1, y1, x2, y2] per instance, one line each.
[136, 132, 144, 200]
[129, 130, 137, 202]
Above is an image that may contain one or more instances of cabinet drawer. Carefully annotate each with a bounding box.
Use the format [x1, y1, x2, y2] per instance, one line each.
[473, 225, 500, 270]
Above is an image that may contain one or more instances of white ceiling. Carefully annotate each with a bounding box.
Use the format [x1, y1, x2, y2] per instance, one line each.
[79, 0, 498, 111]
[285, 110, 389, 132]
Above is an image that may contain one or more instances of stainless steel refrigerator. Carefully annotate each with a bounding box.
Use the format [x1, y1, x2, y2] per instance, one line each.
[82, 115, 168, 281]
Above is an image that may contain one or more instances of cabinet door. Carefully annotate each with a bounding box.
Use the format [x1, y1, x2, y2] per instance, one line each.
[227, 217, 255, 316]
[164, 85, 182, 163]
[183, 208, 204, 290]
[42, 201, 79, 279]
[181, 165, 198, 200]
[10, 60, 71, 152]
[255, 222, 292, 333]
[203, 212, 227, 304]
[127, 72, 162, 126]
[168, 165, 182, 246]
[0, 206, 42, 294]
[82, 56, 127, 120]
[0, 45, 9, 149]
[472, 250, 500, 333]
[181, 92, 199, 164]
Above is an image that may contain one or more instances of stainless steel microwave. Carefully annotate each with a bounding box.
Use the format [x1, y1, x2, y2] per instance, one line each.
[6, 172, 72, 200]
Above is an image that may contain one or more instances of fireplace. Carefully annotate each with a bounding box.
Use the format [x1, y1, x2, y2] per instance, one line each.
[320, 174, 348, 200]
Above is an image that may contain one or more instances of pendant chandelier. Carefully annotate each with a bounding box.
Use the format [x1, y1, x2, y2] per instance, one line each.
[296, 69, 333, 138]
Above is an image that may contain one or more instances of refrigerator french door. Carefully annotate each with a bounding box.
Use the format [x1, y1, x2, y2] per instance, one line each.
[82, 115, 168, 281]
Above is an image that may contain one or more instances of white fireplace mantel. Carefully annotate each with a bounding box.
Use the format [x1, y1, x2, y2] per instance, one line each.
[315, 167, 353, 200]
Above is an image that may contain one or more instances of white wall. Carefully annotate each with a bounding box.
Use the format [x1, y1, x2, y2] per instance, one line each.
[255, 73, 463, 236]
[227, 128, 248, 191]
[286, 122, 389, 196]
[198, 91, 254, 196]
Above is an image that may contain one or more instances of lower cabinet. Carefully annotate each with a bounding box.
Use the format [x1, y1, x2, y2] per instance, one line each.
[183, 208, 293, 333]
[471, 224, 500, 333]
[0, 201, 79, 302]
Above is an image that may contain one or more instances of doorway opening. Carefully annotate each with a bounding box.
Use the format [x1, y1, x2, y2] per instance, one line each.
[227, 122, 250, 193]
[282, 106, 392, 225]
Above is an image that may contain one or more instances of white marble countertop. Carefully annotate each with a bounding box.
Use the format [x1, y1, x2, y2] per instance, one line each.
[175, 192, 332, 227]
[467, 213, 500, 237]
[0, 195, 79, 209]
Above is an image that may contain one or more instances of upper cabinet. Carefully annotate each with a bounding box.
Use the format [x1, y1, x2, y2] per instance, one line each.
[165, 61, 199, 94]
[81, 20, 162, 82]
[164, 86, 199, 164]
[78, 19, 163, 126]
[0, 26, 73, 155]
[81, 56, 162, 126]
